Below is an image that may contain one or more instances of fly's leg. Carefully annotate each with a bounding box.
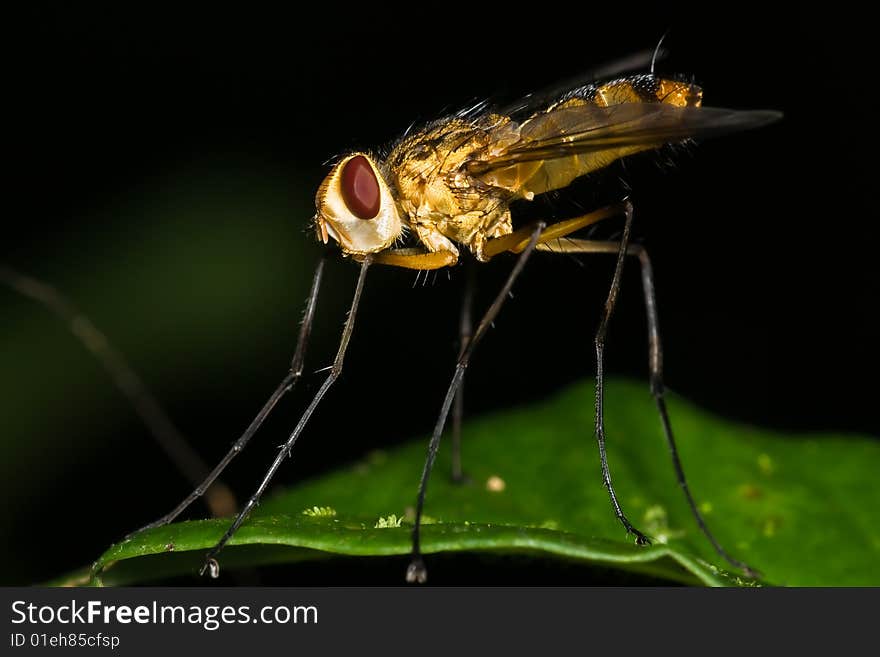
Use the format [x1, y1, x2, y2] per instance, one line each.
[201, 256, 371, 577]
[132, 257, 327, 535]
[407, 224, 545, 584]
[482, 205, 622, 259]
[451, 259, 475, 484]
[537, 236, 758, 576]
[590, 200, 652, 545]
[485, 200, 651, 545]
[356, 249, 457, 270]
[0, 265, 237, 519]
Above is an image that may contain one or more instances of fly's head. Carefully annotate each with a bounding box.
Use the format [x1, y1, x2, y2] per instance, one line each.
[314, 153, 403, 255]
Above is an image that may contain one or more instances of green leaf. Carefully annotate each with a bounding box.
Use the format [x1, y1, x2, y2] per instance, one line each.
[70, 379, 879, 587]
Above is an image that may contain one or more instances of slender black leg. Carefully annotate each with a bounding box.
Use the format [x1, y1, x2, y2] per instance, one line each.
[635, 245, 758, 576]
[591, 200, 652, 545]
[406, 224, 545, 584]
[537, 234, 758, 576]
[451, 259, 475, 484]
[201, 256, 371, 577]
[0, 265, 237, 518]
[133, 257, 327, 534]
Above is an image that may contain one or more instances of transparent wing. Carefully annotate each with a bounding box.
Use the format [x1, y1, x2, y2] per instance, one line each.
[468, 103, 782, 175]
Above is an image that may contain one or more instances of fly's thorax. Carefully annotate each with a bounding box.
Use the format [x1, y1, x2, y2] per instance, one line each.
[314, 153, 404, 255]
[388, 119, 514, 258]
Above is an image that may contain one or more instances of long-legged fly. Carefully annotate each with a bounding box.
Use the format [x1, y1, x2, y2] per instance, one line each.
[119, 51, 781, 582]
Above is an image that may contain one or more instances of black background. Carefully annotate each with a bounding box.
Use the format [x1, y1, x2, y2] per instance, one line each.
[3, 8, 876, 585]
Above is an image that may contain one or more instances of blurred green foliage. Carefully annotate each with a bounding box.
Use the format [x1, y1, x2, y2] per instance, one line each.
[1, 160, 329, 583]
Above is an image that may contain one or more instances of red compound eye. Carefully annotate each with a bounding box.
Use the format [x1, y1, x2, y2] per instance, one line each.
[340, 155, 381, 219]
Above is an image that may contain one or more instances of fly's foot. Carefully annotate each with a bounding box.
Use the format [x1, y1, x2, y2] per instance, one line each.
[628, 527, 652, 546]
[406, 557, 427, 584]
[200, 557, 220, 579]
